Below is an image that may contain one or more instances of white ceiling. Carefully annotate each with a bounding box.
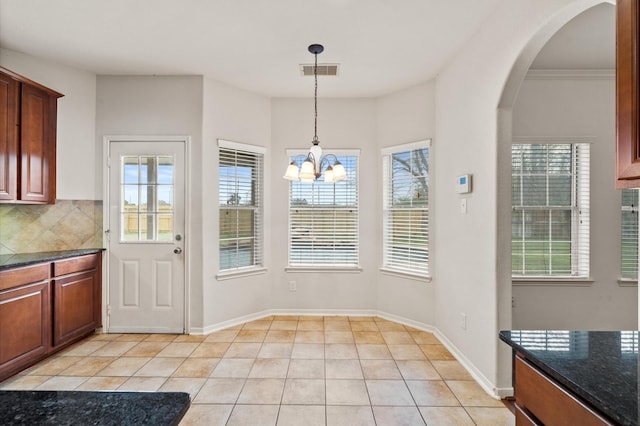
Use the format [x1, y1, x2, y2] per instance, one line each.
[0, 0, 614, 98]
[530, 2, 615, 70]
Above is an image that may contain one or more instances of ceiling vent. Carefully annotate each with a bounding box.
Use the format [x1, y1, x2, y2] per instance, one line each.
[300, 63, 339, 76]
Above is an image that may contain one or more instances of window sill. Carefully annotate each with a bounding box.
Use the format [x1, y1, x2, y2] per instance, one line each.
[380, 268, 431, 283]
[216, 267, 267, 281]
[512, 277, 593, 286]
[618, 278, 638, 287]
[285, 266, 362, 273]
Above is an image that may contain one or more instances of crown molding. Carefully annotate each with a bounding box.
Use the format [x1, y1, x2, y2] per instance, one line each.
[525, 69, 614, 80]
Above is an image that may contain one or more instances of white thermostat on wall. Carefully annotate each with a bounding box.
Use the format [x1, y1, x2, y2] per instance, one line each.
[456, 174, 472, 194]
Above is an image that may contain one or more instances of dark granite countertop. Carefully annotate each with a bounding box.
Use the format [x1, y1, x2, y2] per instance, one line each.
[0, 249, 105, 270]
[500, 330, 638, 426]
[0, 390, 189, 425]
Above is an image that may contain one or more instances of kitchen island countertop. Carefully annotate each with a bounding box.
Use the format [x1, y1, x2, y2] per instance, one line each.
[500, 330, 638, 426]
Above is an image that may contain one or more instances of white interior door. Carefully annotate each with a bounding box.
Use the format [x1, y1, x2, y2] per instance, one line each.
[107, 138, 186, 333]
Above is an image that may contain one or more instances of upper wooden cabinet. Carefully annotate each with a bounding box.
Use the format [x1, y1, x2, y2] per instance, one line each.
[0, 67, 63, 204]
[617, 0, 640, 188]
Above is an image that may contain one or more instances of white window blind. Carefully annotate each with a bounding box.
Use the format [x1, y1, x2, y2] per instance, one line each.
[509, 331, 589, 358]
[382, 141, 430, 276]
[621, 331, 638, 355]
[509, 330, 572, 352]
[621, 189, 639, 280]
[218, 140, 264, 272]
[512, 142, 590, 277]
[288, 152, 359, 267]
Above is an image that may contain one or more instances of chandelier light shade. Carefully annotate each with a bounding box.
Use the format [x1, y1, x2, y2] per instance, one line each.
[283, 44, 347, 184]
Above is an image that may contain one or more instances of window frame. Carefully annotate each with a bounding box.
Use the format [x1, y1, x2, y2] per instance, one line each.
[620, 188, 639, 284]
[511, 139, 591, 282]
[217, 139, 266, 279]
[380, 140, 431, 281]
[285, 148, 361, 271]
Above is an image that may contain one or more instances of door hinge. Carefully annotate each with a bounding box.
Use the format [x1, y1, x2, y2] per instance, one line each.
[107, 157, 111, 168]
[107, 305, 111, 316]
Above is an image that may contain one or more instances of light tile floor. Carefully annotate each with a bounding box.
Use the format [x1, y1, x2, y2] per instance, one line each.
[0, 316, 515, 426]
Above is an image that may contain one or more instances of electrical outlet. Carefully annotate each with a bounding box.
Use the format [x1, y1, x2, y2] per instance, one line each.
[289, 280, 297, 292]
[460, 313, 467, 330]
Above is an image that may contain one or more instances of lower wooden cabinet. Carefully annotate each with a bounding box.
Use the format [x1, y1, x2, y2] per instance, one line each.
[52, 254, 102, 347]
[0, 276, 50, 379]
[514, 405, 538, 426]
[515, 355, 612, 425]
[0, 253, 102, 381]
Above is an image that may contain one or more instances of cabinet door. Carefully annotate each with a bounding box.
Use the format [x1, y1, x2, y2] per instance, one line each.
[617, 0, 640, 188]
[0, 72, 18, 200]
[20, 83, 56, 203]
[52, 269, 99, 347]
[0, 281, 51, 379]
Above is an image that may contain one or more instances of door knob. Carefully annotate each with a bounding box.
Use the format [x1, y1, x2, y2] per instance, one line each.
[173, 247, 183, 254]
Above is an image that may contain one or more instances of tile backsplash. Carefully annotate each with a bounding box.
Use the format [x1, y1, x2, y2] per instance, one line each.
[0, 200, 103, 255]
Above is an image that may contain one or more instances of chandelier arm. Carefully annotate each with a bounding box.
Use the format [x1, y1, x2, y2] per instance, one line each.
[318, 156, 331, 170]
[321, 153, 339, 163]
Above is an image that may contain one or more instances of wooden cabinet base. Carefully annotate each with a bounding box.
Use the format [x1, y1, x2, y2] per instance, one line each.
[52, 254, 102, 347]
[0, 281, 50, 380]
[0, 252, 102, 382]
[515, 355, 612, 425]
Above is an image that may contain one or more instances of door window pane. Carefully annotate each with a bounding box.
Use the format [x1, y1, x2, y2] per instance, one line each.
[120, 155, 175, 242]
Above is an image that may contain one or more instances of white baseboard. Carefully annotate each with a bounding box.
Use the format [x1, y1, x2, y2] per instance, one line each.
[271, 308, 378, 317]
[189, 308, 509, 399]
[375, 311, 510, 400]
[495, 387, 515, 398]
[374, 311, 437, 333]
[433, 328, 506, 400]
[108, 326, 182, 333]
[189, 309, 273, 335]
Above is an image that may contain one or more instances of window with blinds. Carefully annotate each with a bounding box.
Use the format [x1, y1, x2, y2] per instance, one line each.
[512, 142, 590, 277]
[218, 140, 264, 272]
[288, 152, 359, 267]
[621, 189, 638, 280]
[381, 141, 430, 277]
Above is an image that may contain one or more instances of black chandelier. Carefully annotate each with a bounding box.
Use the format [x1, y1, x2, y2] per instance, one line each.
[283, 44, 346, 183]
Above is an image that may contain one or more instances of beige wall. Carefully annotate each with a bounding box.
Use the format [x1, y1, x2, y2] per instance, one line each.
[0, 0, 626, 398]
[0, 48, 99, 200]
[511, 73, 638, 330]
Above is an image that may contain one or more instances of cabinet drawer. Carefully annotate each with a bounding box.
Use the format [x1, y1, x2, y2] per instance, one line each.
[53, 254, 98, 277]
[0, 263, 49, 291]
[515, 355, 611, 426]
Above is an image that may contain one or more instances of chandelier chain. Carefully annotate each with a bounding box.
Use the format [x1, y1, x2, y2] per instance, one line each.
[314, 49, 318, 143]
